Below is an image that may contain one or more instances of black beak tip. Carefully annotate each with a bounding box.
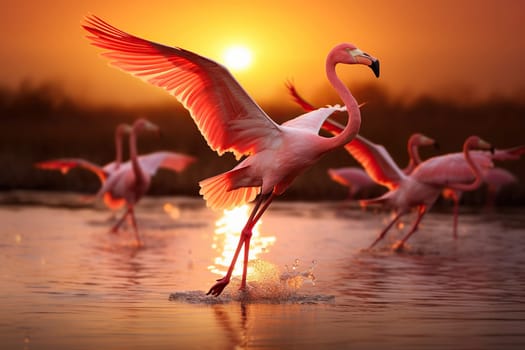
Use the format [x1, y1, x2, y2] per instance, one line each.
[369, 60, 380, 78]
[433, 142, 441, 150]
[490, 146, 495, 154]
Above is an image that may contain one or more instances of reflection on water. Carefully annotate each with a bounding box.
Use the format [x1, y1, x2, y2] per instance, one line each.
[0, 192, 524, 349]
[208, 204, 276, 277]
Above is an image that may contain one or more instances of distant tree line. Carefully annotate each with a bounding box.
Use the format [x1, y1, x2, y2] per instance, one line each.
[1, 81, 524, 206]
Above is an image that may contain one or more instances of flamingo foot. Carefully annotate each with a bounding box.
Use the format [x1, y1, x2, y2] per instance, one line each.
[207, 276, 231, 297]
[392, 240, 406, 252]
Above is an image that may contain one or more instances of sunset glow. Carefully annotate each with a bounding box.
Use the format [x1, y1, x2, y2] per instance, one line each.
[208, 205, 276, 277]
[2, 1, 524, 106]
[222, 45, 253, 71]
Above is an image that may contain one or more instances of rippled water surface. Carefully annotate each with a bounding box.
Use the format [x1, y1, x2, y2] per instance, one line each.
[1, 192, 524, 349]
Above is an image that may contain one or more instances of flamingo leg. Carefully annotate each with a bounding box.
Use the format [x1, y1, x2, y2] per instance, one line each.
[127, 206, 143, 247]
[207, 193, 275, 297]
[452, 197, 459, 239]
[393, 205, 427, 251]
[111, 208, 130, 233]
[369, 211, 404, 249]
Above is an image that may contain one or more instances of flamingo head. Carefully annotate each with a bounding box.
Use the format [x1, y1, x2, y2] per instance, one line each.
[467, 136, 494, 153]
[332, 43, 380, 78]
[132, 118, 161, 136]
[117, 123, 132, 135]
[412, 133, 440, 150]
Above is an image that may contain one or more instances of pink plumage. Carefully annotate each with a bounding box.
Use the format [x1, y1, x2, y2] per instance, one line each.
[82, 15, 380, 295]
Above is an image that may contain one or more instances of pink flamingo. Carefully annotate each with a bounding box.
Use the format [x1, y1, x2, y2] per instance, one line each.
[327, 167, 379, 199]
[35, 123, 129, 210]
[82, 15, 379, 295]
[35, 122, 197, 213]
[286, 84, 522, 239]
[441, 145, 524, 235]
[363, 135, 493, 250]
[97, 118, 195, 245]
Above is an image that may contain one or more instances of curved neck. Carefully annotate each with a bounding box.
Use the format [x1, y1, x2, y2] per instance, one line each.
[448, 140, 484, 191]
[129, 126, 145, 184]
[319, 59, 361, 152]
[404, 137, 422, 174]
[114, 125, 126, 170]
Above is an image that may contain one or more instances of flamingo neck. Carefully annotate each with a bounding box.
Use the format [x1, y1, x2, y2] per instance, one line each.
[129, 126, 145, 184]
[320, 59, 361, 152]
[114, 125, 126, 170]
[448, 139, 484, 192]
[405, 137, 422, 174]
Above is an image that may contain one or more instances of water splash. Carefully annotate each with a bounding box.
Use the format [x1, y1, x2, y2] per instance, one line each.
[170, 259, 333, 304]
[279, 258, 317, 289]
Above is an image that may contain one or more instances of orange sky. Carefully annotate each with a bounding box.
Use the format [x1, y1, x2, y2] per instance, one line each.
[1, 0, 524, 106]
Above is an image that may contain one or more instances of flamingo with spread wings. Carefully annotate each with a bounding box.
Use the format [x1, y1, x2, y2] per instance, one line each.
[363, 136, 493, 250]
[35, 123, 130, 210]
[97, 118, 195, 246]
[82, 15, 379, 295]
[36, 122, 197, 215]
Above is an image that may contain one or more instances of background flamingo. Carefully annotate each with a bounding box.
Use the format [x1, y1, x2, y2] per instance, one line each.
[327, 167, 379, 199]
[286, 84, 525, 237]
[35, 121, 197, 215]
[363, 135, 493, 250]
[96, 118, 195, 246]
[441, 145, 525, 236]
[35, 123, 130, 210]
[82, 15, 379, 296]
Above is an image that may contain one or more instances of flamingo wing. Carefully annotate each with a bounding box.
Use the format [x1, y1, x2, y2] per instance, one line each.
[35, 158, 108, 183]
[83, 15, 280, 160]
[490, 145, 525, 161]
[285, 80, 316, 112]
[137, 151, 196, 176]
[322, 119, 404, 189]
[328, 167, 375, 187]
[281, 106, 345, 134]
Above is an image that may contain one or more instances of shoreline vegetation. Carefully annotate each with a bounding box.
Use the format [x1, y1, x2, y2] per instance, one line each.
[1, 81, 524, 206]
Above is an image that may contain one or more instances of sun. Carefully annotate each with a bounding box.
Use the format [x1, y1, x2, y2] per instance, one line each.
[222, 45, 253, 71]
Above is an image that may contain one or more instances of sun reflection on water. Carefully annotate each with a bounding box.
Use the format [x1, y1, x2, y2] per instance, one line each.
[208, 205, 276, 277]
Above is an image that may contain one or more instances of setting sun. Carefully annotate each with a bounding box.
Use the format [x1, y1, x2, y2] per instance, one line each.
[222, 45, 253, 71]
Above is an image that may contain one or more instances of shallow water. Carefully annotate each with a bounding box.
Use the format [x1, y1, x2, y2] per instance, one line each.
[1, 192, 524, 349]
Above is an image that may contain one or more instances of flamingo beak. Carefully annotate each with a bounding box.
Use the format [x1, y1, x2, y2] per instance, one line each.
[478, 139, 493, 153]
[369, 59, 380, 78]
[433, 142, 441, 150]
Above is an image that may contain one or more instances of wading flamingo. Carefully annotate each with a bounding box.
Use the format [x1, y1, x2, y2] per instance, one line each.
[97, 118, 195, 246]
[363, 135, 493, 251]
[35, 123, 129, 210]
[82, 15, 380, 295]
[441, 144, 525, 235]
[35, 122, 197, 214]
